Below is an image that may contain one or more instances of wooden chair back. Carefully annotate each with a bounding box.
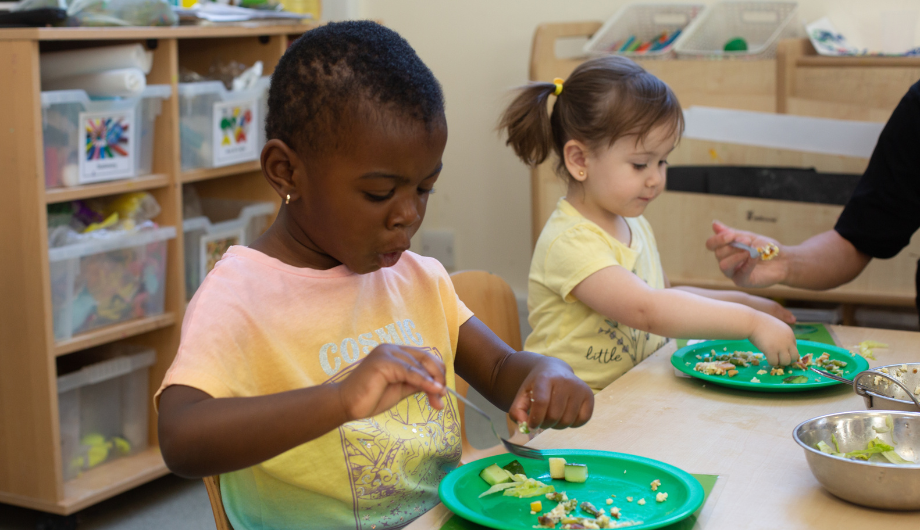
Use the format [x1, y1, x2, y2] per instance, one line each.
[449, 270, 524, 463]
[203, 474, 234, 530]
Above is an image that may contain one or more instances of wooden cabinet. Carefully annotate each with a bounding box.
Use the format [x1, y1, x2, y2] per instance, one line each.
[0, 23, 315, 515]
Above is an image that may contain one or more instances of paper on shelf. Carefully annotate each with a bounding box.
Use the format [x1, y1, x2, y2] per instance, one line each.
[682, 106, 885, 159]
[43, 68, 147, 98]
[40, 44, 153, 82]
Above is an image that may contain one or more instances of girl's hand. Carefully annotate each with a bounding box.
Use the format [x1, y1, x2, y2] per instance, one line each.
[336, 344, 446, 421]
[507, 358, 594, 430]
[706, 221, 789, 288]
[748, 312, 799, 366]
[738, 293, 796, 325]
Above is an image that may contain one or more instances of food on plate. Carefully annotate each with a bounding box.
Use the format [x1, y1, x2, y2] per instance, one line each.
[564, 463, 588, 483]
[770, 367, 784, 376]
[503, 477, 555, 498]
[549, 457, 567, 479]
[479, 463, 512, 486]
[580, 501, 601, 517]
[758, 243, 779, 261]
[531, 501, 543, 512]
[656, 492, 668, 502]
[650, 479, 660, 491]
[536, 496, 577, 528]
[626, 497, 633, 502]
[783, 375, 808, 384]
[750, 377, 761, 383]
[637, 498, 646, 505]
[503, 460, 526, 476]
[794, 352, 847, 376]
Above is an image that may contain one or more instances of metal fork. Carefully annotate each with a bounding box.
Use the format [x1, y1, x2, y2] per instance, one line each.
[730, 241, 762, 259]
[445, 386, 545, 460]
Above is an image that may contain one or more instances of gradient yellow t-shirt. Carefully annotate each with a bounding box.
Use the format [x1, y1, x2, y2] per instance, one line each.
[525, 199, 668, 393]
[156, 247, 471, 530]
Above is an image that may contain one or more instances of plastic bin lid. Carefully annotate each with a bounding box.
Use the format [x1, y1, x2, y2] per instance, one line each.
[183, 201, 276, 233]
[177, 76, 270, 101]
[41, 84, 171, 108]
[57, 349, 156, 394]
[48, 226, 177, 262]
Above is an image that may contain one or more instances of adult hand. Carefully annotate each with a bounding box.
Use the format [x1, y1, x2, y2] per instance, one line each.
[507, 357, 594, 430]
[705, 220, 789, 288]
[337, 344, 446, 421]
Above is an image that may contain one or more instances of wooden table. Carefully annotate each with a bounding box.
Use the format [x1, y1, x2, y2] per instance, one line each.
[407, 325, 920, 529]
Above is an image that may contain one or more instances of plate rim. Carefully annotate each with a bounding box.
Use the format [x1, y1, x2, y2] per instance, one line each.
[438, 449, 705, 530]
[670, 339, 869, 392]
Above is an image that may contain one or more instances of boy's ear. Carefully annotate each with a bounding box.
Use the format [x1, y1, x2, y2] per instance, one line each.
[562, 139, 589, 182]
[261, 139, 303, 202]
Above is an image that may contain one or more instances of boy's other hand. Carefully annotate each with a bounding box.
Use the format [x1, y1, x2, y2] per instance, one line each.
[337, 344, 446, 422]
[508, 358, 594, 430]
[749, 312, 799, 367]
[706, 221, 789, 288]
[738, 293, 796, 325]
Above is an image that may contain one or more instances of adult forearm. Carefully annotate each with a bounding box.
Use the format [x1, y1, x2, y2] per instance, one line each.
[781, 230, 871, 290]
[159, 384, 347, 478]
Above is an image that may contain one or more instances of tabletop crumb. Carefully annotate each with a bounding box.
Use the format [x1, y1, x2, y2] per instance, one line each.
[638, 499, 646, 505]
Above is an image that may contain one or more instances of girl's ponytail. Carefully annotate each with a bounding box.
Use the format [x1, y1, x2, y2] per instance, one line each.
[498, 82, 557, 167]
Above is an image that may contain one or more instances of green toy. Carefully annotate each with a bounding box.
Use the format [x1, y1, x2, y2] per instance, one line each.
[724, 37, 748, 52]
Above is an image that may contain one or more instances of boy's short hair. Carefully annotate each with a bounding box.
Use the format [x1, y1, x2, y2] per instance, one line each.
[266, 20, 445, 155]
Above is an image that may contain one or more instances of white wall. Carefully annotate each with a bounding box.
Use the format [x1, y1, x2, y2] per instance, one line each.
[355, 0, 920, 294]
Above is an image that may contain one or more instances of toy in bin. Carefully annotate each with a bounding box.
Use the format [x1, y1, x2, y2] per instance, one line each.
[48, 192, 175, 340]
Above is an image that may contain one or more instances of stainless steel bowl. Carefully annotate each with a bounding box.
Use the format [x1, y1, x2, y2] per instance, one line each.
[793, 411, 920, 510]
[857, 364, 920, 412]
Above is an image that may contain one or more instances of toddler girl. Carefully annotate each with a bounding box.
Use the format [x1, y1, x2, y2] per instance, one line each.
[499, 56, 798, 393]
[156, 21, 593, 530]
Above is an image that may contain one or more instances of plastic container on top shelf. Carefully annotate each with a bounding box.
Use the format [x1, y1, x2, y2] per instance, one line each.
[57, 344, 155, 481]
[49, 226, 176, 341]
[177, 77, 271, 171]
[584, 3, 705, 59]
[41, 85, 171, 189]
[183, 198, 275, 299]
[674, 1, 799, 60]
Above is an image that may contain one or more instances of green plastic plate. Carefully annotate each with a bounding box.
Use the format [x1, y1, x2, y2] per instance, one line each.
[438, 449, 704, 530]
[671, 339, 869, 392]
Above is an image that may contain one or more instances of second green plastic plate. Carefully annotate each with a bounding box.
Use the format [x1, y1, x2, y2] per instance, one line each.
[439, 449, 704, 530]
[670, 339, 868, 392]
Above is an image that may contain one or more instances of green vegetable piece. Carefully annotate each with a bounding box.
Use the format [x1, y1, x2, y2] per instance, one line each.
[832, 434, 841, 453]
[479, 463, 512, 486]
[503, 483, 555, 498]
[783, 375, 808, 384]
[478, 482, 519, 498]
[518, 421, 531, 434]
[724, 37, 748, 52]
[503, 460, 526, 476]
[882, 450, 916, 465]
[580, 501, 601, 517]
[844, 437, 894, 460]
[564, 463, 588, 483]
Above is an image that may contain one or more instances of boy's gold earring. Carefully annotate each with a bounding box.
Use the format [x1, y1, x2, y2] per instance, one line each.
[285, 194, 291, 205]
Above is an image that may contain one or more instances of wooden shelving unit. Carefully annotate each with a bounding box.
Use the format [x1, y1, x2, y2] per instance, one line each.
[0, 23, 316, 516]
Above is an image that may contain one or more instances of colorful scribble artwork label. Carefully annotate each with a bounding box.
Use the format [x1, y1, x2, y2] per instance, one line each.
[212, 100, 258, 167]
[78, 110, 135, 184]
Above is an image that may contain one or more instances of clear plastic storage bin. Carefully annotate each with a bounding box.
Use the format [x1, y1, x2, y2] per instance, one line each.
[183, 199, 275, 299]
[57, 344, 155, 481]
[49, 226, 176, 341]
[41, 85, 171, 189]
[178, 77, 271, 171]
[584, 3, 705, 59]
[675, 1, 799, 59]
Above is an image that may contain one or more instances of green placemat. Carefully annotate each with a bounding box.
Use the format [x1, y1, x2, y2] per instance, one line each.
[439, 474, 719, 530]
[675, 322, 835, 350]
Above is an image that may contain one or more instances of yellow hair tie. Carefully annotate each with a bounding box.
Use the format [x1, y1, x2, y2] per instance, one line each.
[553, 77, 564, 96]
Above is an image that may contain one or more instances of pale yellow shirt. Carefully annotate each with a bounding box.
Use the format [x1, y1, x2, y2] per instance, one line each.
[525, 199, 668, 393]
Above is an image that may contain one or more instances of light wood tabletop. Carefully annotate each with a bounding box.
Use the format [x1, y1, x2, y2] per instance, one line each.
[406, 325, 920, 529]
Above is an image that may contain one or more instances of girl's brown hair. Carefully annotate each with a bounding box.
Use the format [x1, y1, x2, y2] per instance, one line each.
[499, 55, 683, 179]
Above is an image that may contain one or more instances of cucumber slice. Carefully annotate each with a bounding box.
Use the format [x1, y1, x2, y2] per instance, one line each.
[479, 463, 512, 486]
[549, 457, 567, 479]
[503, 460, 525, 476]
[564, 463, 588, 483]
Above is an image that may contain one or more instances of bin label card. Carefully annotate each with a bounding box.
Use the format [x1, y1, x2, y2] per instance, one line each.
[212, 100, 259, 167]
[200, 228, 245, 282]
[78, 110, 136, 184]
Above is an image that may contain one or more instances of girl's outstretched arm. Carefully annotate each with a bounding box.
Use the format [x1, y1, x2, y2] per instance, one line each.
[670, 286, 796, 325]
[454, 317, 594, 430]
[158, 344, 446, 478]
[571, 266, 798, 366]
